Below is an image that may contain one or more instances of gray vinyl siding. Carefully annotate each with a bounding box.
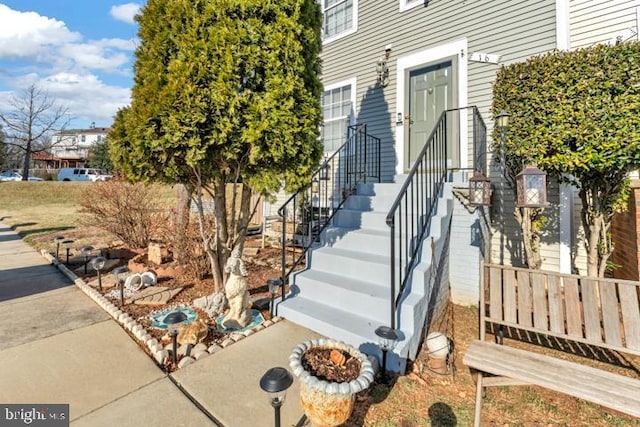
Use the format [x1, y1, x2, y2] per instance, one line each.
[570, 0, 640, 48]
[322, 0, 556, 184]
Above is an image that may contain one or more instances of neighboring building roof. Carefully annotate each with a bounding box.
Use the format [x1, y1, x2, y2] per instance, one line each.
[55, 127, 110, 136]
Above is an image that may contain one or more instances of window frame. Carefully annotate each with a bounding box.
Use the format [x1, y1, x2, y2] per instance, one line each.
[399, 0, 422, 13]
[320, 0, 358, 45]
[321, 77, 357, 152]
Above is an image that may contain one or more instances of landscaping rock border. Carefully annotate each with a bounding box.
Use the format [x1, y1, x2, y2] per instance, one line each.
[41, 249, 283, 371]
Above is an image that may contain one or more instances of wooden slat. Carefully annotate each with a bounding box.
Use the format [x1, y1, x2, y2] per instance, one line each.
[503, 269, 517, 323]
[489, 266, 503, 321]
[563, 277, 583, 338]
[618, 283, 640, 350]
[517, 271, 532, 327]
[581, 279, 603, 343]
[599, 281, 622, 347]
[547, 275, 564, 334]
[463, 340, 640, 418]
[531, 272, 548, 330]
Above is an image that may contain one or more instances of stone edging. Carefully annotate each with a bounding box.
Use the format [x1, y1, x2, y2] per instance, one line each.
[40, 249, 283, 370]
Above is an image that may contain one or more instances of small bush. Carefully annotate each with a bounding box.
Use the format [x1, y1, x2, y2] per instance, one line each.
[80, 180, 169, 249]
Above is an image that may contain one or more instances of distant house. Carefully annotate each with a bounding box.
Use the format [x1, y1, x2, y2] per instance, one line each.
[33, 124, 110, 169]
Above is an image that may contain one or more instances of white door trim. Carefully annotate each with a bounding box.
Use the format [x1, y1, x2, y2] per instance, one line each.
[396, 38, 469, 175]
[395, 38, 468, 175]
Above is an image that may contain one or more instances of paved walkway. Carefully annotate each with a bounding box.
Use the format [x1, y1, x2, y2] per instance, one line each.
[0, 222, 320, 426]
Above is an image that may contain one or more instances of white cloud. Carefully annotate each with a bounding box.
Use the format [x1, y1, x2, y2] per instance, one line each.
[42, 72, 131, 123]
[110, 3, 141, 25]
[59, 43, 130, 72]
[0, 4, 80, 59]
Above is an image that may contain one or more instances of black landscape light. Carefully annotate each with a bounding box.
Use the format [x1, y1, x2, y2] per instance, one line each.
[164, 311, 188, 365]
[80, 245, 94, 274]
[260, 367, 293, 427]
[267, 278, 282, 318]
[53, 235, 65, 259]
[90, 256, 106, 291]
[61, 239, 75, 265]
[112, 266, 128, 308]
[516, 164, 548, 208]
[375, 325, 399, 384]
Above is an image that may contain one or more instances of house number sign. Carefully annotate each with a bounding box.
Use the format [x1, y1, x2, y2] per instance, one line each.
[469, 52, 500, 64]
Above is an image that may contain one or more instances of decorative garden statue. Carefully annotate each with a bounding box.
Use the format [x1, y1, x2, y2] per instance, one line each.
[221, 248, 251, 329]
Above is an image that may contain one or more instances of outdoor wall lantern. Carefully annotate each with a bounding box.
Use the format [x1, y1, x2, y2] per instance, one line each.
[318, 162, 330, 181]
[80, 245, 94, 274]
[516, 164, 548, 208]
[375, 325, 399, 384]
[260, 366, 293, 427]
[112, 266, 128, 308]
[90, 256, 106, 291]
[53, 235, 65, 259]
[267, 278, 282, 318]
[164, 311, 188, 366]
[61, 239, 75, 265]
[376, 45, 392, 87]
[468, 169, 492, 206]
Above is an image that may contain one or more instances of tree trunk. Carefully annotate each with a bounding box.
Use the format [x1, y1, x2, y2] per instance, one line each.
[514, 207, 542, 269]
[21, 141, 31, 181]
[173, 184, 192, 264]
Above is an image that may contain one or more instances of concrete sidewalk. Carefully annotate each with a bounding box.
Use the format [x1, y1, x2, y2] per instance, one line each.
[0, 222, 328, 426]
[0, 222, 212, 425]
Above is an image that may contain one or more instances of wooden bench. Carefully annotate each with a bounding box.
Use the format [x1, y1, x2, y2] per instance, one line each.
[463, 262, 640, 426]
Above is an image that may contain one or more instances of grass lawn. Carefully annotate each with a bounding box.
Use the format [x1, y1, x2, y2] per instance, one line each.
[0, 181, 176, 251]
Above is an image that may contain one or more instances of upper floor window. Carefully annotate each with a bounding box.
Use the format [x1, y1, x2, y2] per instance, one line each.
[321, 79, 356, 151]
[81, 135, 86, 143]
[399, 0, 421, 12]
[321, 0, 358, 44]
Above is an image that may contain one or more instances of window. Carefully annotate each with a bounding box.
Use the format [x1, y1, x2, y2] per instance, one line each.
[399, 0, 422, 12]
[321, 0, 358, 43]
[81, 135, 86, 143]
[321, 79, 356, 151]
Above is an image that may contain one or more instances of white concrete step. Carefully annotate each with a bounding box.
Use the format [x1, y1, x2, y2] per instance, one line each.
[276, 296, 408, 370]
[291, 269, 389, 318]
[308, 247, 392, 283]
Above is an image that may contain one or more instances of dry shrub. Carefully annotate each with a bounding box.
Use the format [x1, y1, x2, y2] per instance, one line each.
[171, 214, 214, 279]
[80, 180, 170, 249]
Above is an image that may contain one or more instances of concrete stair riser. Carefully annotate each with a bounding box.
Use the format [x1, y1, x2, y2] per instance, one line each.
[291, 272, 390, 318]
[279, 177, 456, 373]
[308, 248, 393, 282]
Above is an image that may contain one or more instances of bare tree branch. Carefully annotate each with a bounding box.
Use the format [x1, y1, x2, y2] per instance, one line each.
[0, 84, 72, 179]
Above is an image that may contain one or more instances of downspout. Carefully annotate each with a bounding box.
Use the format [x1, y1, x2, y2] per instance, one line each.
[556, 0, 573, 274]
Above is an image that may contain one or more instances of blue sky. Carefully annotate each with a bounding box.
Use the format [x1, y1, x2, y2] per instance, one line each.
[0, 1, 142, 128]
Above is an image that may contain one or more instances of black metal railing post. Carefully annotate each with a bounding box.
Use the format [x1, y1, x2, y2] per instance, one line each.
[277, 123, 382, 298]
[386, 107, 485, 330]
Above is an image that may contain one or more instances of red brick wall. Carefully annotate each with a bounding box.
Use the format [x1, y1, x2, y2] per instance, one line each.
[611, 181, 640, 280]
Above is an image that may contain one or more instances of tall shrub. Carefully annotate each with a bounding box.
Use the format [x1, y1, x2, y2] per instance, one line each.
[109, 0, 323, 291]
[493, 41, 640, 276]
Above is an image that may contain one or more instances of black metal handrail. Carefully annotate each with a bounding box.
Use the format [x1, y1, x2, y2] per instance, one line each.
[278, 123, 381, 299]
[385, 106, 486, 329]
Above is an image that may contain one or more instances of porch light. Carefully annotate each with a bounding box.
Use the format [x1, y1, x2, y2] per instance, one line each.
[267, 278, 282, 319]
[112, 266, 128, 308]
[90, 256, 106, 291]
[516, 164, 548, 208]
[495, 109, 510, 129]
[80, 245, 94, 274]
[260, 367, 293, 427]
[53, 235, 65, 259]
[468, 170, 492, 206]
[319, 162, 330, 181]
[61, 239, 74, 265]
[164, 310, 188, 365]
[375, 325, 399, 384]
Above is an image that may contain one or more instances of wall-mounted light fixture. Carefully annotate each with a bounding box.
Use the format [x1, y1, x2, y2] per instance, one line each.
[376, 45, 392, 87]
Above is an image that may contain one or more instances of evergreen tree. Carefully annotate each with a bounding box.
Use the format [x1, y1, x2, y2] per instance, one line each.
[110, 0, 323, 291]
[88, 139, 114, 172]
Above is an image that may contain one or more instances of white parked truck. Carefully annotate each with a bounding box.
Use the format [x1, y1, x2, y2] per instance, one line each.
[57, 168, 113, 182]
